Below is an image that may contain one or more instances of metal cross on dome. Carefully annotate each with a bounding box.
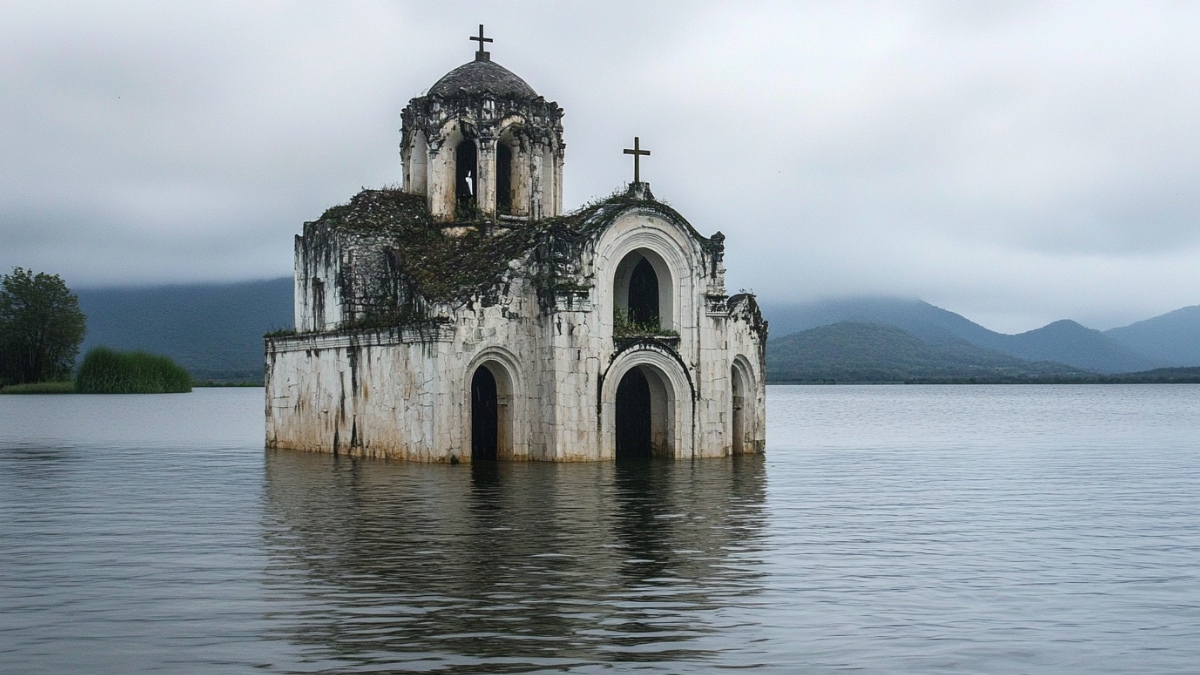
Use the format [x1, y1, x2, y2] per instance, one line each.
[623, 137, 651, 183]
[470, 24, 493, 59]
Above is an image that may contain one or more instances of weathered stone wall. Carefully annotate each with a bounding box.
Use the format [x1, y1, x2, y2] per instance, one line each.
[269, 201, 767, 462]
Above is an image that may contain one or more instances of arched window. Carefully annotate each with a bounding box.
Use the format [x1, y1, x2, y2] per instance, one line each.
[455, 140, 477, 213]
[627, 259, 659, 328]
[613, 249, 674, 335]
[496, 143, 513, 215]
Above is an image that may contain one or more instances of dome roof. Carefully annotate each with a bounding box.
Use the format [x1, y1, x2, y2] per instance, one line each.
[428, 58, 538, 99]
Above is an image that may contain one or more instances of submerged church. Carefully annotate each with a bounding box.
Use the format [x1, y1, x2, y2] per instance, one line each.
[264, 29, 767, 462]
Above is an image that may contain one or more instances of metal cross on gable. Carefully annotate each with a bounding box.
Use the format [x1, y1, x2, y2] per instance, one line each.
[470, 24, 493, 59]
[623, 137, 651, 183]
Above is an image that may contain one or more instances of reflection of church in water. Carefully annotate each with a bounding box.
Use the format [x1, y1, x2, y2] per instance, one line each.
[265, 28, 767, 461]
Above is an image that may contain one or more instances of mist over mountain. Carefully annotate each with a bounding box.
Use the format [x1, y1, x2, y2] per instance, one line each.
[76, 278, 292, 381]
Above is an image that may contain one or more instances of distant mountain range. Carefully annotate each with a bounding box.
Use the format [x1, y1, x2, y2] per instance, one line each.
[71, 279, 1198, 383]
[767, 321, 1200, 384]
[76, 278, 293, 382]
[768, 322, 1087, 383]
[1105, 306, 1200, 366]
[763, 297, 1200, 375]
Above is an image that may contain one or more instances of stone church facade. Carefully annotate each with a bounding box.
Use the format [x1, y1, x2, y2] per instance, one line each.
[264, 35, 767, 462]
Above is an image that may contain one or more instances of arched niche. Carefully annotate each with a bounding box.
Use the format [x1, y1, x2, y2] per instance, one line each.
[464, 348, 525, 462]
[730, 355, 759, 455]
[612, 248, 675, 334]
[601, 348, 694, 460]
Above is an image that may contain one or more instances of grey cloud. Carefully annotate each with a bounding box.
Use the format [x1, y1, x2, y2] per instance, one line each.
[2, 1, 1200, 333]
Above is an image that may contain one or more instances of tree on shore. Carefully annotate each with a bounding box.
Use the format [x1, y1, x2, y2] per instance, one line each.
[0, 268, 87, 385]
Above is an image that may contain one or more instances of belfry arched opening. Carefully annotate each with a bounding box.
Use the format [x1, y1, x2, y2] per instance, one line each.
[455, 139, 477, 211]
[496, 143, 514, 215]
[615, 365, 672, 459]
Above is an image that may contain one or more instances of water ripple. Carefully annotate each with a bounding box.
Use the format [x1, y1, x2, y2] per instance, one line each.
[2, 386, 1199, 672]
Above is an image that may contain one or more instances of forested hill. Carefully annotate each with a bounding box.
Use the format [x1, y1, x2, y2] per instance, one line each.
[767, 322, 1087, 383]
[766, 321, 1200, 384]
[76, 278, 293, 382]
[1104, 305, 1200, 366]
[763, 297, 1199, 373]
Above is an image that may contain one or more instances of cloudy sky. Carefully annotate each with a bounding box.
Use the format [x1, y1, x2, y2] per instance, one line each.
[2, 1, 1199, 332]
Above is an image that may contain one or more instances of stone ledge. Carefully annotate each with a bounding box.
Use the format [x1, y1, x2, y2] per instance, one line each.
[266, 325, 453, 352]
[614, 335, 680, 352]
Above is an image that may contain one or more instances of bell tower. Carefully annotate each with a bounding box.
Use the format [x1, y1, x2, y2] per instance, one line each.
[401, 26, 565, 223]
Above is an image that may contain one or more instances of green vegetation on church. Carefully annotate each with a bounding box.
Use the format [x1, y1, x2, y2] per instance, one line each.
[74, 347, 192, 394]
[308, 185, 717, 333]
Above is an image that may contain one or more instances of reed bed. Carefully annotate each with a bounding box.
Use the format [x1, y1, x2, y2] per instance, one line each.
[74, 347, 192, 394]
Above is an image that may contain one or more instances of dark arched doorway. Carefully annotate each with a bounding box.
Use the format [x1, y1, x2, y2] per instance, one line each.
[471, 366, 498, 461]
[455, 140, 477, 212]
[615, 367, 653, 459]
[627, 258, 660, 330]
[496, 143, 513, 214]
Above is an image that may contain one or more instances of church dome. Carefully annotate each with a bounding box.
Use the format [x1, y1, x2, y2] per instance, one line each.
[428, 59, 538, 99]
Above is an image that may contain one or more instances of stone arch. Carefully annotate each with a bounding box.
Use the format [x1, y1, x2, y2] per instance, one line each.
[464, 348, 525, 461]
[429, 122, 473, 221]
[599, 219, 692, 337]
[495, 126, 524, 216]
[601, 347, 694, 460]
[730, 355, 757, 455]
[405, 129, 428, 196]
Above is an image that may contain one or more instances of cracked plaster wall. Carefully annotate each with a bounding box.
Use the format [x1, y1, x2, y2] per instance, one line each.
[268, 209, 766, 462]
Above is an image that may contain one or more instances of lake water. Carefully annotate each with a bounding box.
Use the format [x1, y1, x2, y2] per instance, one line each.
[2, 385, 1199, 673]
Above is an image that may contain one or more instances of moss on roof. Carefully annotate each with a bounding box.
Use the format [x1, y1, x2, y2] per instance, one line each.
[313, 186, 719, 310]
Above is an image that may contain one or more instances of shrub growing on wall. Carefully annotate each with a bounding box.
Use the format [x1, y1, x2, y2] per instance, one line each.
[75, 347, 192, 394]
